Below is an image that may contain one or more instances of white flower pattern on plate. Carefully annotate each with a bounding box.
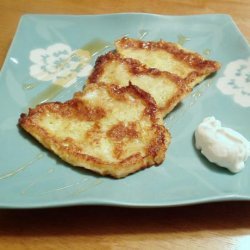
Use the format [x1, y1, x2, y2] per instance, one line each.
[29, 43, 93, 87]
[217, 57, 250, 107]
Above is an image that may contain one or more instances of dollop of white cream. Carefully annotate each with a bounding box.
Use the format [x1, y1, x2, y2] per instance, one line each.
[195, 116, 250, 173]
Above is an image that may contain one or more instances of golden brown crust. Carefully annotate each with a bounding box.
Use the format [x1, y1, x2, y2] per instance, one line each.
[105, 82, 159, 123]
[116, 37, 220, 72]
[107, 122, 138, 141]
[88, 51, 185, 84]
[88, 52, 191, 117]
[19, 83, 169, 178]
[115, 37, 221, 87]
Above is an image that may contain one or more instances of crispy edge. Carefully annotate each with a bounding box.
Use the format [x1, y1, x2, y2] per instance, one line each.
[115, 37, 221, 86]
[19, 83, 169, 178]
[87, 52, 191, 117]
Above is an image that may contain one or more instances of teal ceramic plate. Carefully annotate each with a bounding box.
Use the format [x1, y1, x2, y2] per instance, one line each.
[0, 13, 250, 208]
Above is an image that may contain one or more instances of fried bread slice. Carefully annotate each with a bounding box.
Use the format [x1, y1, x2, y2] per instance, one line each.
[88, 52, 191, 117]
[115, 37, 220, 88]
[19, 83, 169, 178]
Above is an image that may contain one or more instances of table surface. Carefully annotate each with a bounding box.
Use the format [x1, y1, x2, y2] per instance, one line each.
[0, 0, 250, 249]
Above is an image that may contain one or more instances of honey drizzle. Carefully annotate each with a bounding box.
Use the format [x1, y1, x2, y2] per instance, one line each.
[177, 34, 190, 46]
[165, 80, 213, 129]
[22, 83, 39, 90]
[24, 39, 110, 107]
[21, 167, 56, 195]
[38, 177, 89, 196]
[81, 39, 111, 56]
[29, 84, 64, 108]
[70, 179, 103, 197]
[138, 30, 148, 39]
[0, 153, 44, 181]
[203, 48, 211, 58]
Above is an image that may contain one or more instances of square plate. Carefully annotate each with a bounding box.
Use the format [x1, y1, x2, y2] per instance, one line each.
[0, 13, 249, 208]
